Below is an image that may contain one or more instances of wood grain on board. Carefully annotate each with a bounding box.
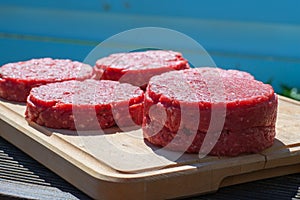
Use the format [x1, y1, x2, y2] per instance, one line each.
[0, 95, 299, 199]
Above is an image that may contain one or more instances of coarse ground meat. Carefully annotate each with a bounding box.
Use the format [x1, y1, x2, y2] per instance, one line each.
[143, 121, 275, 156]
[0, 58, 93, 102]
[26, 79, 144, 130]
[93, 50, 190, 89]
[143, 67, 278, 156]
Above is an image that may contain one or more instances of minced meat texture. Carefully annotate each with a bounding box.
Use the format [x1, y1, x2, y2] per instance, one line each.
[143, 120, 276, 156]
[0, 58, 93, 102]
[143, 67, 278, 156]
[93, 50, 190, 89]
[145, 69, 277, 132]
[26, 79, 144, 130]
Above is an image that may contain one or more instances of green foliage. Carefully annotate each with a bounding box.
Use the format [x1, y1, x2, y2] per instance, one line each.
[281, 85, 300, 101]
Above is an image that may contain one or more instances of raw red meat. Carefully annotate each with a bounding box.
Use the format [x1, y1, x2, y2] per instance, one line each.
[0, 58, 93, 102]
[143, 67, 278, 156]
[93, 50, 190, 89]
[143, 121, 276, 156]
[26, 79, 144, 130]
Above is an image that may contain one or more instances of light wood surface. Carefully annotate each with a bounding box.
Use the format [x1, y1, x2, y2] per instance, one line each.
[0, 95, 299, 200]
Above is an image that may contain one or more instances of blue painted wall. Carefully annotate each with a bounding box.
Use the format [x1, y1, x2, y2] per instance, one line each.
[1, 0, 299, 92]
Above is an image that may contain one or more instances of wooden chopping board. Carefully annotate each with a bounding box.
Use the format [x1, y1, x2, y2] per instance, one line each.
[0, 95, 299, 200]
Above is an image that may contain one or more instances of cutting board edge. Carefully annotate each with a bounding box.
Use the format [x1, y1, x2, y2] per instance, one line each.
[278, 95, 300, 105]
[0, 95, 300, 200]
[2, 121, 299, 200]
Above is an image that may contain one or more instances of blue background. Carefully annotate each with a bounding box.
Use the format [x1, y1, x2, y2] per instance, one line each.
[1, 0, 300, 92]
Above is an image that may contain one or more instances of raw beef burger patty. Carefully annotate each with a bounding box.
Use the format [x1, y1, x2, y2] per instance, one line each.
[94, 50, 190, 89]
[26, 79, 144, 130]
[0, 58, 93, 102]
[143, 67, 278, 156]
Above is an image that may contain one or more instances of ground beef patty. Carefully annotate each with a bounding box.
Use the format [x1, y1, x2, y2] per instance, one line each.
[93, 50, 190, 89]
[0, 58, 93, 102]
[26, 79, 144, 130]
[143, 67, 278, 156]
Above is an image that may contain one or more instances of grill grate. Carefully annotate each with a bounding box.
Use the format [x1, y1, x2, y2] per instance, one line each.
[0, 137, 91, 200]
[184, 171, 300, 200]
[0, 136, 300, 200]
[292, 187, 300, 200]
